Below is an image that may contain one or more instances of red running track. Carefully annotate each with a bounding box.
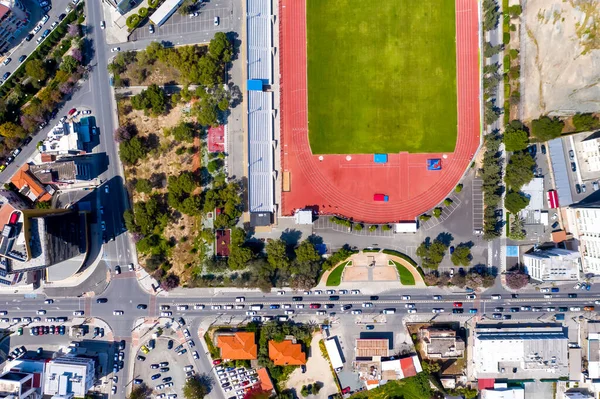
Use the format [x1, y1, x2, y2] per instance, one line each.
[279, 0, 480, 223]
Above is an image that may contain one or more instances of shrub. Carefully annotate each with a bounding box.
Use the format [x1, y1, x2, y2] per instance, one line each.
[455, 184, 463, 193]
[353, 223, 363, 231]
[369, 225, 377, 232]
[138, 7, 149, 17]
[433, 208, 442, 218]
[572, 113, 600, 132]
[503, 32, 510, 45]
[330, 216, 351, 228]
[443, 198, 453, 206]
[509, 49, 519, 59]
[148, 0, 160, 7]
[126, 14, 141, 29]
[382, 224, 391, 231]
[419, 214, 431, 222]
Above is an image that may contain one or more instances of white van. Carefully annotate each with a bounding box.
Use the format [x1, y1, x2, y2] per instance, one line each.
[235, 297, 245, 302]
[382, 308, 396, 314]
[250, 305, 263, 311]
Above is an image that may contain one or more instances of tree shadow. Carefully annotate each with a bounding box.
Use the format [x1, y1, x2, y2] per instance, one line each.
[280, 228, 303, 247]
[436, 232, 454, 246]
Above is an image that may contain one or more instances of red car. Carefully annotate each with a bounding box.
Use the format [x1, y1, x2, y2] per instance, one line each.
[342, 387, 351, 394]
[241, 381, 249, 386]
[309, 304, 321, 309]
[68, 108, 77, 115]
[453, 302, 463, 308]
[212, 359, 222, 365]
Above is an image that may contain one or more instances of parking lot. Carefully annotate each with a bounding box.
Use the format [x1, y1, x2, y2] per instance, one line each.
[132, 334, 190, 399]
[214, 362, 260, 398]
[130, 3, 232, 42]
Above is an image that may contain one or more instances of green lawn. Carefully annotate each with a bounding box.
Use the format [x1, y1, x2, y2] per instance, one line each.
[350, 374, 431, 399]
[326, 261, 349, 286]
[390, 260, 416, 285]
[307, 0, 457, 154]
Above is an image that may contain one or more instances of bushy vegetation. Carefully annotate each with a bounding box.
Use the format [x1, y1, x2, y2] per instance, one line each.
[480, 134, 503, 240]
[531, 115, 565, 141]
[572, 113, 600, 132]
[416, 238, 449, 270]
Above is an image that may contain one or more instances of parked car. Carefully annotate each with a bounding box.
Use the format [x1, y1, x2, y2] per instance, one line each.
[541, 144, 546, 154]
[572, 162, 577, 172]
[576, 184, 582, 194]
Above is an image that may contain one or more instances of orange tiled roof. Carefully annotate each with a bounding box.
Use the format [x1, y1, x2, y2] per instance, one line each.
[268, 340, 306, 366]
[216, 332, 257, 360]
[11, 164, 51, 202]
[256, 367, 274, 392]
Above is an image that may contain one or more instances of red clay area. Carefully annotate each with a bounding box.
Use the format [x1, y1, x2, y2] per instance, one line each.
[207, 125, 225, 153]
[216, 229, 231, 257]
[279, 0, 480, 223]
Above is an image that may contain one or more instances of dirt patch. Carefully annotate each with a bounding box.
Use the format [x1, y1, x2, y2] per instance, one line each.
[522, 0, 600, 121]
[285, 333, 338, 399]
[121, 59, 182, 86]
[372, 266, 398, 281]
[342, 267, 369, 282]
[118, 99, 201, 278]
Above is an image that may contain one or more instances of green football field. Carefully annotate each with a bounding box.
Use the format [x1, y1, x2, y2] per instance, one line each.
[306, 0, 458, 154]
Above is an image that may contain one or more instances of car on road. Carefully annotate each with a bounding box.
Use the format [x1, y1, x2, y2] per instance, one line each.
[214, 16, 219, 26]
[433, 295, 442, 300]
[362, 302, 373, 308]
[570, 306, 581, 311]
[572, 162, 578, 172]
[492, 313, 502, 319]
[407, 309, 417, 314]
[452, 309, 464, 314]
[160, 311, 172, 317]
[114, 265, 121, 275]
[494, 307, 504, 312]
[569, 293, 578, 298]
[491, 294, 501, 300]
[520, 306, 531, 311]
[453, 302, 462, 308]
[309, 304, 320, 309]
[110, 47, 120, 52]
[316, 311, 326, 315]
[541, 144, 546, 154]
[82, 110, 91, 115]
[100, 20, 105, 29]
[192, 351, 199, 359]
[2, 58, 11, 66]
[113, 310, 124, 316]
[73, 311, 84, 316]
[469, 309, 478, 313]
[36, 310, 46, 315]
[96, 298, 108, 303]
[351, 310, 361, 315]
[112, 386, 117, 394]
[569, 149, 575, 159]
[405, 303, 415, 309]
[149, 24, 155, 34]
[594, 181, 599, 191]
[583, 184, 587, 193]
[44, 299, 54, 304]
[466, 294, 476, 299]
[432, 308, 444, 313]
[401, 295, 410, 300]
[510, 307, 519, 312]
[351, 289, 360, 294]
[189, 12, 199, 17]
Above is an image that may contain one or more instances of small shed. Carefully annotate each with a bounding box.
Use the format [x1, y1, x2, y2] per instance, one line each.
[247, 79, 264, 91]
[373, 154, 388, 163]
[295, 210, 313, 225]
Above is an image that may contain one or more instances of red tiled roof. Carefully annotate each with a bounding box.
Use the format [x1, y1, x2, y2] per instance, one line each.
[40, 154, 55, 163]
[268, 340, 306, 366]
[217, 332, 257, 360]
[400, 357, 416, 378]
[216, 229, 231, 257]
[256, 367, 274, 392]
[0, 5, 9, 20]
[11, 164, 51, 202]
[478, 379, 495, 390]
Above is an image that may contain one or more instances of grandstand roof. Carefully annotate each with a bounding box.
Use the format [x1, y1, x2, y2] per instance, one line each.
[247, 0, 272, 82]
[247, 91, 273, 214]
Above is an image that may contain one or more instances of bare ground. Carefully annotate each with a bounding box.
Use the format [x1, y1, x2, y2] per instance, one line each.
[521, 0, 600, 121]
[121, 60, 182, 86]
[118, 100, 201, 278]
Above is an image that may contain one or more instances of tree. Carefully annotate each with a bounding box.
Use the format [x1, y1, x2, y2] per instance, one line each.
[68, 23, 80, 37]
[135, 179, 153, 194]
[129, 384, 151, 399]
[451, 272, 466, 288]
[25, 59, 47, 82]
[508, 216, 526, 240]
[506, 270, 529, 289]
[483, 0, 501, 30]
[421, 360, 441, 374]
[295, 241, 321, 264]
[114, 125, 135, 143]
[0, 122, 26, 139]
[423, 273, 439, 286]
[531, 116, 564, 141]
[451, 245, 471, 266]
[131, 84, 168, 116]
[504, 123, 529, 152]
[169, 122, 195, 142]
[161, 273, 180, 291]
[483, 41, 503, 57]
[265, 239, 289, 270]
[60, 55, 79, 74]
[182, 374, 210, 399]
[178, 0, 195, 15]
[573, 113, 599, 131]
[505, 152, 535, 190]
[416, 239, 448, 270]
[120, 136, 145, 164]
[504, 191, 530, 214]
[209, 32, 233, 63]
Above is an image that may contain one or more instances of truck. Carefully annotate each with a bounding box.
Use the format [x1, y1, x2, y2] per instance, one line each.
[324, 337, 344, 370]
[373, 194, 389, 202]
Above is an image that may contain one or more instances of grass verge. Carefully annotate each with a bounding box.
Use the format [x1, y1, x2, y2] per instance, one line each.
[390, 260, 416, 285]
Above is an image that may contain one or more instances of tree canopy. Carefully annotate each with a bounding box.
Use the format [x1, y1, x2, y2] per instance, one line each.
[451, 245, 471, 267]
[504, 191, 530, 214]
[416, 238, 448, 270]
[0, 122, 26, 139]
[182, 375, 210, 399]
[119, 136, 145, 165]
[503, 122, 529, 152]
[209, 32, 234, 63]
[131, 84, 168, 116]
[531, 116, 564, 141]
[573, 113, 600, 132]
[505, 152, 535, 190]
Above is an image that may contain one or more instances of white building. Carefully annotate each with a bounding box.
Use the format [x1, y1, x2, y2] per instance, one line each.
[0, 371, 38, 399]
[473, 323, 569, 379]
[481, 385, 525, 399]
[520, 178, 544, 211]
[43, 357, 94, 397]
[522, 248, 580, 282]
[579, 132, 600, 173]
[587, 322, 600, 378]
[566, 204, 600, 274]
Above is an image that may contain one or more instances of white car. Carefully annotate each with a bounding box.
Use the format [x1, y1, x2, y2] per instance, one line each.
[42, 14, 49, 24]
[405, 304, 415, 309]
[284, 310, 294, 315]
[303, 290, 311, 295]
[351, 310, 362, 315]
[160, 311, 172, 317]
[407, 309, 417, 314]
[544, 294, 552, 299]
[491, 295, 501, 300]
[326, 290, 335, 295]
[339, 290, 348, 294]
[100, 20, 105, 29]
[183, 329, 190, 338]
[316, 311, 326, 315]
[540, 288, 550, 293]
[73, 311, 84, 316]
[351, 289, 360, 294]
[466, 294, 476, 299]
[211, 305, 221, 310]
[432, 308, 444, 313]
[33, 24, 42, 33]
[283, 304, 291, 309]
[110, 47, 120, 52]
[401, 295, 410, 300]
[433, 295, 442, 300]
[570, 306, 581, 311]
[51, 21, 58, 29]
[128, 263, 134, 271]
[194, 304, 205, 310]
[277, 291, 285, 295]
[113, 310, 124, 316]
[362, 302, 373, 308]
[574, 283, 582, 289]
[296, 304, 304, 309]
[546, 307, 556, 312]
[214, 16, 219, 26]
[36, 310, 46, 315]
[184, 365, 194, 372]
[246, 311, 256, 316]
[189, 12, 199, 17]
[224, 305, 233, 310]
[314, 290, 322, 295]
[235, 305, 244, 309]
[44, 299, 54, 304]
[192, 351, 199, 359]
[235, 297, 245, 302]
[177, 305, 189, 311]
